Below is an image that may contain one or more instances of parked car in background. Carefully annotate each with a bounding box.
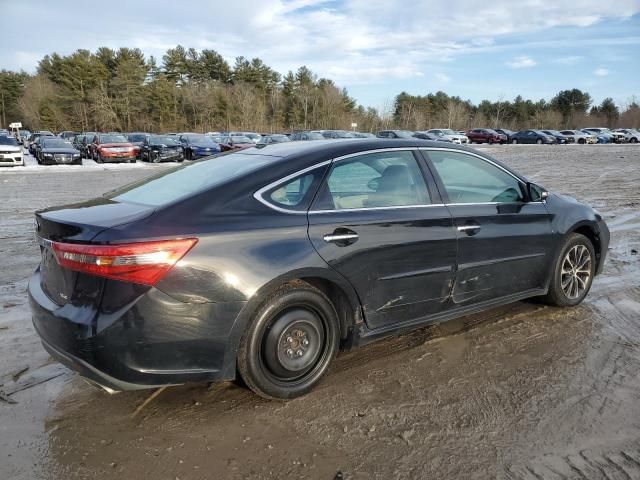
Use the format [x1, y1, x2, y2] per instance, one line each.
[0, 135, 25, 166]
[413, 131, 452, 142]
[37, 137, 81, 165]
[257, 134, 291, 145]
[352, 132, 376, 138]
[58, 131, 78, 141]
[510, 130, 557, 144]
[139, 135, 184, 162]
[180, 133, 222, 159]
[90, 133, 137, 163]
[580, 129, 611, 144]
[290, 131, 325, 141]
[614, 128, 640, 143]
[377, 130, 415, 139]
[26, 131, 54, 155]
[582, 128, 625, 143]
[76, 133, 98, 158]
[314, 130, 355, 139]
[230, 132, 262, 144]
[541, 130, 571, 144]
[17, 129, 31, 145]
[494, 129, 515, 142]
[127, 132, 149, 158]
[559, 130, 596, 144]
[219, 134, 255, 151]
[28, 138, 609, 399]
[466, 128, 506, 144]
[426, 129, 469, 144]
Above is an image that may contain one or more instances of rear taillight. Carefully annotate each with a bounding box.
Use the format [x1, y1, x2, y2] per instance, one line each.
[51, 238, 198, 286]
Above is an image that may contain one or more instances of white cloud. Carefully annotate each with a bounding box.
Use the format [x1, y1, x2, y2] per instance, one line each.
[553, 55, 583, 65]
[594, 67, 610, 76]
[1, 0, 640, 87]
[507, 56, 537, 69]
[435, 73, 451, 84]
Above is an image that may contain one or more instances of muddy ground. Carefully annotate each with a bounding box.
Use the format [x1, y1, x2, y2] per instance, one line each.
[1, 145, 639, 480]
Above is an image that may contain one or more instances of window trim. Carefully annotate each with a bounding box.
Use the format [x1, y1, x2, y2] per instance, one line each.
[253, 160, 332, 214]
[420, 147, 527, 205]
[254, 147, 439, 214]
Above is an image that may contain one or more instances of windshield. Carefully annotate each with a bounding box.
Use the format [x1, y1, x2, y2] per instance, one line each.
[306, 133, 324, 140]
[244, 133, 260, 140]
[270, 135, 290, 142]
[100, 134, 128, 143]
[42, 139, 73, 148]
[336, 131, 355, 138]
[0, 136, 18, 146]
[441, 129, 457, 135]
[128, 134, 147, 142]
[231, 136, 252, 143]
[149, 135, 180, 145]
[395, 130, 414, 139]
[184, 134, 217, 146]
[109, 153, 276, 206]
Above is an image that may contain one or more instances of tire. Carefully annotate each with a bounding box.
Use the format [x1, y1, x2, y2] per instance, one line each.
[578, 138, 585, 144]
[185, 149, 192, 160]
[631, 138, 638, 144]
[150, 152, 160, 163]
[237, 282, 340, 400]
[512, 139, 518, 144]
[536, 138, 543, 145]
[541, 233, 596, 307]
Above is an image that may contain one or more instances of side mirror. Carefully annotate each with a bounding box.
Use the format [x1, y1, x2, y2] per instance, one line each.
[527, 182, 548, 202]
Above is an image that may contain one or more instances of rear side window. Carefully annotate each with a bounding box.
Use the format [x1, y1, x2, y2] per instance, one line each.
[260, 165, 329, 212]
[314, 151, 430, 210]
[109, 153, 276, 206]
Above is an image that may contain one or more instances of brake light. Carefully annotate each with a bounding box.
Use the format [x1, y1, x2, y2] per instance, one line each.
[51, 238, 198, 286]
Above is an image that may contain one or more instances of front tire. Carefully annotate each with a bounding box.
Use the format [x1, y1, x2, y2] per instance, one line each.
[237, 282, 340, 400]
[512, 139, 518, 144]
[541, 233, 596, 307]
[536, 138, 543, 145]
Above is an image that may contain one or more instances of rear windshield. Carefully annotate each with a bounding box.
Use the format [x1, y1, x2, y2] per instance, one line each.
[109, 152, 276, 206]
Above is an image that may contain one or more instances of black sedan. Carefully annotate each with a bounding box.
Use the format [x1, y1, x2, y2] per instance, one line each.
[510, 130, 558, 144]
[542, 130, 572, 144]
[140, 135, 185, 162]
[37, 137, 82, 165]
[28, 139, 608, 399]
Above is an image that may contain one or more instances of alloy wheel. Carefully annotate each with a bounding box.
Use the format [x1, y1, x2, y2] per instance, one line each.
[560, 244, 592, 300]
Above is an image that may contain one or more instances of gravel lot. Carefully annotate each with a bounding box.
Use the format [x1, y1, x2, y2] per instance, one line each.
[1, 145, 639, 480]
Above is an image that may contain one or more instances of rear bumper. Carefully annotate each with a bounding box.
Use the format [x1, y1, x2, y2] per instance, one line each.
[28, 269, 246, 391]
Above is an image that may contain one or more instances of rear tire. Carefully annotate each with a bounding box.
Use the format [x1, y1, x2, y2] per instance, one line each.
[578, 138, 585, 144]
[237, 282, 340, 400]
[541, 233, 596, 307]
[512, 139, 518, 144]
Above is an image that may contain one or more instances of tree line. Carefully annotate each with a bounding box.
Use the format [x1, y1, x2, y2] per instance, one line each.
[0, 45, 638, 133]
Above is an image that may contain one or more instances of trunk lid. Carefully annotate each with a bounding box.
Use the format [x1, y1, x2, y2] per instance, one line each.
[36, 199, 155, 306]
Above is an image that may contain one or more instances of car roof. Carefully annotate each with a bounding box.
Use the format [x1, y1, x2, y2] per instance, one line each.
[244, 138, 480, 162]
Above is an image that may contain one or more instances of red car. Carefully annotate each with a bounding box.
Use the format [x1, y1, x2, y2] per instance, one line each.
[466, 128, 506, 144]
[90, 134, 137, 163]
[218, 134, 255, 152]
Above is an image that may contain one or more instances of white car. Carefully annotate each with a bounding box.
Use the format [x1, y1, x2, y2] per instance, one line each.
[0, 135, 25, 166]
[427, 128, 469, 144]
[614, 129, 640, 143]
[230, 132, 262, 144]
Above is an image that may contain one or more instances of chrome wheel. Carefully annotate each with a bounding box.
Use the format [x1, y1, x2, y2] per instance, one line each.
[561, 245, 592, 299]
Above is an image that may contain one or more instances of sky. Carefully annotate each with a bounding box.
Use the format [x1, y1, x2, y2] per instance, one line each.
[1, 0, 639, 110]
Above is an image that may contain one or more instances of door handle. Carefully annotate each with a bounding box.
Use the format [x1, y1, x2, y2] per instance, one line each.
[323, 229, 359, 246]
[457, 225, 481, 235]
[323, 233, 359, 242]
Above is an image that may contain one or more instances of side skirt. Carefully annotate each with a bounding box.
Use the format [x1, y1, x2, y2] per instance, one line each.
[353, 288, 547, 347]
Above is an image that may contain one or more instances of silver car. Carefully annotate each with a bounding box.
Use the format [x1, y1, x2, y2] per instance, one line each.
[426, 128, 469, 144]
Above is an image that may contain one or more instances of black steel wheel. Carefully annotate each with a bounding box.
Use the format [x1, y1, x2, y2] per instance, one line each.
[237, 282, 339, 400]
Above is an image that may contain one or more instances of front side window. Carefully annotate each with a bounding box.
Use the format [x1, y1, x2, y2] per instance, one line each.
[314, 151, 430, 210]
[428, 151, 524, 204]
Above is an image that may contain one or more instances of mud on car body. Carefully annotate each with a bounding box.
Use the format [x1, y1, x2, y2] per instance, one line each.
[29, 139, 609, 399]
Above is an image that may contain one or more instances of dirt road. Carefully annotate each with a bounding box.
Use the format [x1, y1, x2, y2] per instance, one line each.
[1, 145, 639, 479]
